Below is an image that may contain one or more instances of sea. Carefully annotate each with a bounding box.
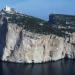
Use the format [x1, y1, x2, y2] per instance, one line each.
[0, 59, 75, 75]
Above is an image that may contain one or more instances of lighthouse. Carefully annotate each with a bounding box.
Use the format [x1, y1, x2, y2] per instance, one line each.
[2, 5, 16, 14]
[5, 5, 12, 12]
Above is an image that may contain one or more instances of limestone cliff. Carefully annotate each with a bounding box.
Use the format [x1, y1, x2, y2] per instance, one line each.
[0, 7, 75, 63]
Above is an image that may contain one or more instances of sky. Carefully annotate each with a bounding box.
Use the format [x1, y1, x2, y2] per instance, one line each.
[0, 0, 75, 20]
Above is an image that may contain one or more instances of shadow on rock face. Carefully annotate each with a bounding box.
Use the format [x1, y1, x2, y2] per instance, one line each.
[0, 16, 8, 59]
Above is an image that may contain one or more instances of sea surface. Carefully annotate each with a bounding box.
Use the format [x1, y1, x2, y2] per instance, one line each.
[0, 59, 75, 75]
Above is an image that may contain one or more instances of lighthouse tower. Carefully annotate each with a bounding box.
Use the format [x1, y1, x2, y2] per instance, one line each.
[5, 5, 12, 12]
[2, 5, 16, 14]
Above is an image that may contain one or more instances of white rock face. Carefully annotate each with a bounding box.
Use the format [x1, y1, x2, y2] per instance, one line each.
[0, 8, 75, 63]
[1, 22, 75, 63]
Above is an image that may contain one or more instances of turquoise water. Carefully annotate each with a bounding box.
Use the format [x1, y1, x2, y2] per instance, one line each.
[0, 59, 75, 75]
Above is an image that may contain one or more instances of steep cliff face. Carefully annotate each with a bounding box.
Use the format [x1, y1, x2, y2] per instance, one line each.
[2, 23, 65, 63]
[0, 7, 75, 63]
[49, 14, 75, 60]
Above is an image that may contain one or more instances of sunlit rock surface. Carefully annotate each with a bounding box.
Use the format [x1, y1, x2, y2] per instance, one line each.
[2, 23, 65, 63]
